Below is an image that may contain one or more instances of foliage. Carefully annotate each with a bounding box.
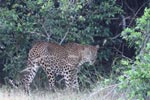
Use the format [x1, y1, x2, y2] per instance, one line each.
[118, 8, 150, 100]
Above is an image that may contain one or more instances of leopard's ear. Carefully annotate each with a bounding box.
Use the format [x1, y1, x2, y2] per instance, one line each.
[96, 45, 99, 49]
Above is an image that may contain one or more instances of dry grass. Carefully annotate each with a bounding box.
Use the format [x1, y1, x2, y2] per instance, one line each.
[0, 85, 127, 100]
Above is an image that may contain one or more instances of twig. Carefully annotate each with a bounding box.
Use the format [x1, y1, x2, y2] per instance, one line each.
[121, 15, 126, 29]
[113, 47, 133, 61]
[59, 29, 69, 45]
[101, 85, 118, 100]
[128, 1, 150, 27]
[124, 1, 135, 14]
[42, 24, 52, 41]
[4, 77, 18, 89]
[29, 31, 45, 37]
[109, 34, 121, 40]
[57, 77, 64, 85]
[20, 67, 32, 73]
[139, 34, 150, 57]
[84, 83, 121, 100]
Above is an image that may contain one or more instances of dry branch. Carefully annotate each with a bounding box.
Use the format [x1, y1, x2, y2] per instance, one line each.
[84, 83, 121, 100]
[59, 29, 69, 45]
[42, 24, 52, 42]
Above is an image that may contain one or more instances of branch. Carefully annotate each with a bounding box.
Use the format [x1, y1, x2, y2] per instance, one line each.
[84, 83, 121, 100]
[42, 24, 52, 42]
[128, 1, 150, 27]
[113, 47, 133, 61]
[59, 29, 69, 45]
[4, 77, 18, 89]
[20, 67, 32, 73]
[109, 34, 121, 40]
[101, 84, 118, 100]
[139, 32, 150, 57]
[121, 15, 126, 29]
[29, 31, 45, 37]
[124, 1, 135, 14]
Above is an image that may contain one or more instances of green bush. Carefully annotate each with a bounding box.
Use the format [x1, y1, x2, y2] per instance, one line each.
[118, 8, 150, 100]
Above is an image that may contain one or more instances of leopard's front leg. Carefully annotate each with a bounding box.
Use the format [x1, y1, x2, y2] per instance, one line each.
[71, 70, 79, 92]
[63, 65, 78, 91]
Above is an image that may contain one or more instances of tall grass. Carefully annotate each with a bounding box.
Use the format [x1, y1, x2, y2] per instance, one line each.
[0, 83, 127, 100]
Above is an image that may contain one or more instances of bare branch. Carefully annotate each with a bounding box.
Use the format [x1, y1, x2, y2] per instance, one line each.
[102, 84, 118, 100]
[109, 34, 121, 40]
[124, 1, 135, 14]
[59, 29, 69, 45]
[121, 15, 126, 29]
[113, 47, 133, 61]
[42, 24, 52, 42]
[4, 77, 18, 89]
[20, 67, 32, 73]
[128, 1, 149, 27]
[138, 24, 150, 57]
[84, 83, 121, 100]
[29, 31, 45, 37]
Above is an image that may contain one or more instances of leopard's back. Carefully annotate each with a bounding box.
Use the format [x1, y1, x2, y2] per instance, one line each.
[28, 42, 68, 61]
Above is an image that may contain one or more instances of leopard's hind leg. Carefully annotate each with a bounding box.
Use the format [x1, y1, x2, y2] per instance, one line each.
[21, 60, 40, 94]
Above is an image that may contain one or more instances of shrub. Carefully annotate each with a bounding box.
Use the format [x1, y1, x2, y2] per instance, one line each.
[118, 8, 150, 100]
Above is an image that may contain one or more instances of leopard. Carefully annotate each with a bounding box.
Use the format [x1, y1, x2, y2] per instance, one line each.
[15, 42, 99, 93]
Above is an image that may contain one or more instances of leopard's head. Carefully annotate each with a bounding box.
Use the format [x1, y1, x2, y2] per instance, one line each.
[81, 45, 99, 65]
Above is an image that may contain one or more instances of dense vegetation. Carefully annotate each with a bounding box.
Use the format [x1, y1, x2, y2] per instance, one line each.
[0, 0, 150, 99]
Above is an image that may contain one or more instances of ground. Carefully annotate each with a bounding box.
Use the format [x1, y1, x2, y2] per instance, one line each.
[0, 84, 127, 100]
